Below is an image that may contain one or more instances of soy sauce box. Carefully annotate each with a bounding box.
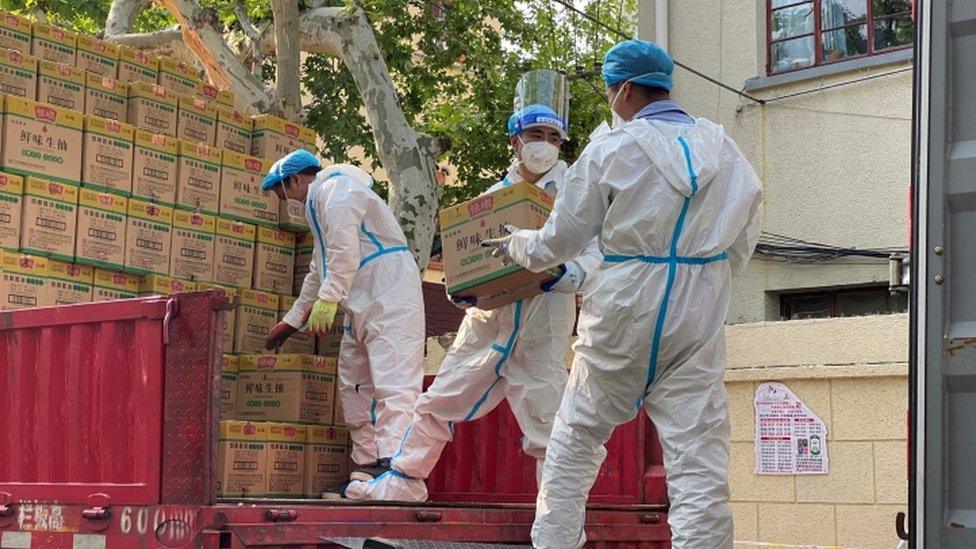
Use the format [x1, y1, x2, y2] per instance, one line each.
[92, 268, 138, 301]
[0, 48, 37, 100]
[44, 260, 93, 305]
[0, 11, 31, 53]
[37, 60, 85, 111]
[132, 129, 178, 206]
[30, 22, 76, 64]
[84, 73, 128, 122]
[20, 176, 79, 262]
[117, 46, 159, 86]
[0, 252, 50, 310]
[157, 57, 202, 97]
[75, 188, 127, 270]
[124, 199, 172, 276]
[127, 81, 177, 137]
[75, 35, 119, 77]
[213, 217, 255, 289]
[0, 172, 24, 252]
[81, 116, 134, 196]
[176, 95, 217, 145]
[175, 139, 221, 215]
[1, 96, 83, 184]
[169, 210, 215, 283]
[197, 83, 235, 109]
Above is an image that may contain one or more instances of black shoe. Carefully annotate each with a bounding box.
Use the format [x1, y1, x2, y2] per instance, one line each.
[322, 480, 353, 499]
[350, 457, 391, 482]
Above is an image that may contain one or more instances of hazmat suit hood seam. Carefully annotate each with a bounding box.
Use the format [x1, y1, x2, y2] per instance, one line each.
[621, 119, 727, 198]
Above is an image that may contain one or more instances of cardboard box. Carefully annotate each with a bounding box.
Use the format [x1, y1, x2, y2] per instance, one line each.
[219, 151, 276, 227]
[84, 73, 127, 121]
[266, 422, 306, 497]
[332, 382, 345, 427]
[81, 115, 134, 196]
[1, 96, 84, 184]
[213, 217, 255, 288]
[253, 227, 295, 294]
[127, 81, 177, 137]
[30, 22, 76, 64]
[315, 313, 344, 358]
[0, 172, 24, 252]
[215, 107, 251, 154]
[251, 114, 310, 159]
[157, 57, 201, 96]
[176, 95, 217, 145]
[220, 354, 238, 419]
[293, 231, 312, 291]
[75, 35, 118, 76]
[132, 129, 178, 205]
[75, 187, 127, 270]
[439, 182, 557, 310]
[234, 289, 279, 354]
[200, 282, 239, 352]
[197, 83, 235, 109]
[37, 60, 85, 111]
[0, 11, 31, 53]
[124, 198, 172, 276]
[175, 140, 221, 214]
[169, 210, 215, 282]
[117, 46, 158, 85]
[0, 48, 37, 100]
[45, 260, 93, 305]
[20, 176, 78, 262]
[236, 354, 337, 424]
[305, 426, 349, 497]
[217, 420, 268, 498]
[277, 294, 315, 355]
[278, 199, 308, 232]
[92, 267, 138, 301]
[138, 274, 195, 296]
[0, 252, 50, 309]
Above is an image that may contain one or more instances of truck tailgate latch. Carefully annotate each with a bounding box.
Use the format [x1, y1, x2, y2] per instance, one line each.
[0, 492, 12, 518]
[83, 493, 112, 522]
[265, 509, 298, 522]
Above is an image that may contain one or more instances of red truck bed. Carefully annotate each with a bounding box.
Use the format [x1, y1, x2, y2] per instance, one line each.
[0, 291, 669, 547]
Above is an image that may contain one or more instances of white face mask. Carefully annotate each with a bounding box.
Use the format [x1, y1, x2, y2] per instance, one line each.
[519, 138, 560, 174]
[608, 82, 628, 129]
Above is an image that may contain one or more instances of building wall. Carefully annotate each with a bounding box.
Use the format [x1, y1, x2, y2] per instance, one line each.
[725, 314, 907, 548]
[638, 0, 912, 324]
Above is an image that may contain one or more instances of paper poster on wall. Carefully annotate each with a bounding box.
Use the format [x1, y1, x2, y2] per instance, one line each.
[754, 382, 828, 475]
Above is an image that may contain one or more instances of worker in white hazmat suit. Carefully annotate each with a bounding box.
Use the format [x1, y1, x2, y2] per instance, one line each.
[262, 150, 425, 500]
[483, 40, 763, 548]
[345, 83, 602, 502]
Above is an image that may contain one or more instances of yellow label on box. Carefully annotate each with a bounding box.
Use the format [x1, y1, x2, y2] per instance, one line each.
[117, 45, 159, 82]
[0, 171, 25, 195]
[178, 95, 216, 119]
[76, 35, 118, 75]
[221, 150, 268, 174]
[279, 294, 297, 312]
[222, 353, 239, 374]
[198, 83, 235, 108]
[84, 114, 134, 140]
[238, 353, 337, 375]
[0, 11, 31, 42]
[47, 259, 93, 284]
[172, 209, 216, 232]
[159, 57, 201, 82]
[128, 198, 173, 225]
[31, 22, 76, 63]
[178, 139, 221, 164]
[139, 274, 195, 295]
[219, 419, 268, 441]
[93, 267, 138, 292]
[128, 81, 178, 107]
[307, 425, 349, 445]
[1, 252, 48, 276]
[238, 288, 279, 311]
[0, 47, 36, 72]
[217, 107, 252, 132]
[216, 217, 257, 241]
[256, 226, 296, 248]
[85, 72, 128, 97]
[24, 176, 79, 204]
[135, 128, 179, 154]
[266, 422, 307, 444]
[5, 95, 83, 131]
[79, 187, 127, 214]
[38, 59, 84, 86]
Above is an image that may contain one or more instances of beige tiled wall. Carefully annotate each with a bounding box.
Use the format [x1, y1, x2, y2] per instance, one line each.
[725, 314, 908, 549]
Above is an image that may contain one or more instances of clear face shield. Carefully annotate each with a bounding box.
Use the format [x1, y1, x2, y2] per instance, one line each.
[512, 70, 570, 174]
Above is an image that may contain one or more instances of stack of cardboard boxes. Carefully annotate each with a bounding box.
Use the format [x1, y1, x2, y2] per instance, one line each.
[0, 12, 355, 498]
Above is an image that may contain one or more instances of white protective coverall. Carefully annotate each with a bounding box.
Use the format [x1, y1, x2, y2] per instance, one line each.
[345, 160, 601, 502]
[506, 118, 763, 548]
[282, 164, 425, 468]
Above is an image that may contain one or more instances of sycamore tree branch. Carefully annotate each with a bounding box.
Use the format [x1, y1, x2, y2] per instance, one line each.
[270, 0, 302, 121]
[105, 25, 182, 49]
[105, 0, 152, 37]
[154, 0, 273, 114]
[296, 7, 443, 267]
[235, 0, 264, 79]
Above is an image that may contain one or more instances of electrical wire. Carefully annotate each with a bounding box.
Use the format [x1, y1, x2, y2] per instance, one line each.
[550, 0, 767, 104]
[756, 231, 907, 263]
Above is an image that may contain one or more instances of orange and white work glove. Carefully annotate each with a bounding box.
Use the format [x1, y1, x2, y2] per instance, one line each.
[306, 299, 339, 336]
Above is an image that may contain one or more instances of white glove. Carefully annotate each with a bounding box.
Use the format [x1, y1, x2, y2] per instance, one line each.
[541, 261, 584, 294]
[480, 224, 520, 261]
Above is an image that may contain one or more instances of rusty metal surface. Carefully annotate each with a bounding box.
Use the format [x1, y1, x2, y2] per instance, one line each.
[160, 291, 226, 505]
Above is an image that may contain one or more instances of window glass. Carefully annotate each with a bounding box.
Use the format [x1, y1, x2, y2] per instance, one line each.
[873, 0, 911, 16]
[874, 14, 914, 50]
[771, 35, 816, 72]
[836, 289, 888, 317]
[820, 0, 868, 29]
[823, 25, 869, 61]
[783, 294, 831, 320]
[772, 3, 815, 40]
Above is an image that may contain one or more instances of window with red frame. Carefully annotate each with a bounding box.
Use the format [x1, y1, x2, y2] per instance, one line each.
[768, 0, 914, 74]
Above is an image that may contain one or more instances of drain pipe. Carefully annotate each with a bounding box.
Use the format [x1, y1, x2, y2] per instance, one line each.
[655, 0, 668, 50]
